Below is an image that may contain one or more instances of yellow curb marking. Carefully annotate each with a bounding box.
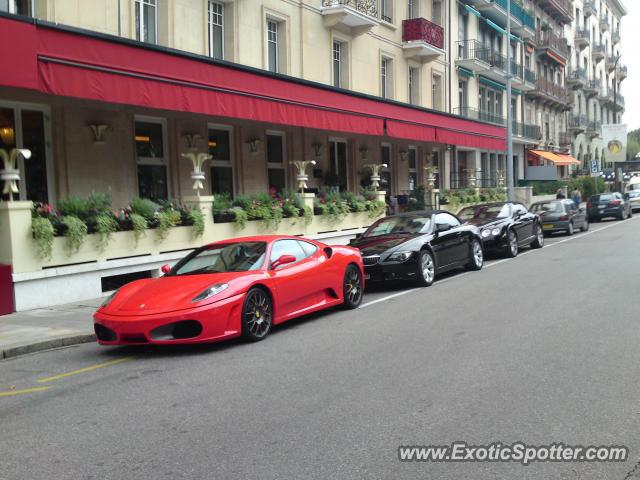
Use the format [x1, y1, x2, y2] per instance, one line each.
[0, 386, 51, 397]
[36, 356, 136, 384]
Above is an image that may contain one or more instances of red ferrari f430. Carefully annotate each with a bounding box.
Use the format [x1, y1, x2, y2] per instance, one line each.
[93, 235, 364, 345]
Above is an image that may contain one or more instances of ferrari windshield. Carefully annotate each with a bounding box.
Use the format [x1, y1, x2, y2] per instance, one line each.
[171, 242, 267, 275]
[364, 215, 432, 237]
[458, 204, 510, 221]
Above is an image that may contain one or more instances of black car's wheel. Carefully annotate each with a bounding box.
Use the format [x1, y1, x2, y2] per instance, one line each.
[629, 209, 633, 218]
[415, 250, 435, 287]
[466, 239, 484, 271]
[581, 218, 589, 232]
[531, 223, 544, 248]
[567, 221, 574, 235]
[341, 264, 363, 309]
[241, 288, 273, 342]
[620, 209, 628, 220]
[504, 229, 518, 258]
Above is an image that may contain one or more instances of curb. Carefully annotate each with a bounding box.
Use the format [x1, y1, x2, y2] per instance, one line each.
[1, 333, 96, 360]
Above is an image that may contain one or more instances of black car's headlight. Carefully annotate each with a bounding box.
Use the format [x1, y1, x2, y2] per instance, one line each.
[481, 227, 502, 238]
[386, 251, 412, 262]
[191, 283, 229, 303]
[481, 229, 492, 238]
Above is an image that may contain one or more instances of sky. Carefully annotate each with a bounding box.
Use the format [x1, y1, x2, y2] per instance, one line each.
[622, 3, 640, 132]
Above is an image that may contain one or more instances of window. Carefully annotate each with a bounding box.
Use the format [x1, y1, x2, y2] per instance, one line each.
[408, 147, 417, 191]
[297, 240, 318, 257]
[408, 67, 419, 105]
[381, 144, 392, 193]
[458, 80, 468, 112]
[267, 19, 279, 73]
[381, 57, 392, 99]
[432, 0, 442, 25]
[209, 127, 234, 197]
[457, 7, 467, 58]
[270, 239, 307, 267]
[333, 41, 342, 88]
[329, 140, 348, 191]
[135, 0, 157, 44]
[434, 213, 461, 228]
[135, 118, 168, 201]
[208, 1, 224, 60]
[0, 0, 32, 14]
[267, 133, 286, 193]
[380, 0, 392, 22]
[431, 74, 442, 110]
[408, 0, 417, 18]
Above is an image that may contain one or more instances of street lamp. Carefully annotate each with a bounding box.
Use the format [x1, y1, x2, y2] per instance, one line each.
[612, 54, 622, 125]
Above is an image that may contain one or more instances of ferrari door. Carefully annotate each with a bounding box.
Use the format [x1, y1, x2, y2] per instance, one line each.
[268, 239, 324, 321]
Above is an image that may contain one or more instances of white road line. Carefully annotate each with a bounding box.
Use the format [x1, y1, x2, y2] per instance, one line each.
[358, 216, 638, 309]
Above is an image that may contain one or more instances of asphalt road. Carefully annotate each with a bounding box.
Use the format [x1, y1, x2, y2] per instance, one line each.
[2, 217, 640, 480]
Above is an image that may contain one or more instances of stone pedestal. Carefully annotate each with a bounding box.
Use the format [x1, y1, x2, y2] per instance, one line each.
[375, 191, 386, 203]
[0, 201, 33, 267]
[301, 193, 316, 211]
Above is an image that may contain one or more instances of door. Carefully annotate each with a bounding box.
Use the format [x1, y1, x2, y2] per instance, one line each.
[512, 203, 534, 242]
[432, 213, 466, 268]
[329, 139, 348, 192]
[268, 239, 322, 321]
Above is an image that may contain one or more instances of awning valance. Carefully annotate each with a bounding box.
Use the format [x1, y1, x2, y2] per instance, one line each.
[530, 150, 579, 165]
[0, 16, 506, 151]
[555, 154, 581, 165]
[480, 76, 506, 91]
[458, 66, 475, 78]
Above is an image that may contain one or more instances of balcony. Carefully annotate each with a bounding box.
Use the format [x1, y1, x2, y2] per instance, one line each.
[456, 40, 507, 83]
[558, 131, 572, 148]
[566, 68, 587, 88]
[535, 30, 569, 62]
[591, 44, 605, 63]
[583, 0, 597, 16]
[574, 29, 590, 50]
[473, 0, 535, 39]
[605, 55, 617, 72]
[527, 78, 572, 108]
[617, 65, 627, 80]
[453, 107, 505, 126]
[583, 78, 600, 96]
[537, 0, 573, 24]
[321, 0, 379, 34]
[513, 122, 542, 141]
[599, 15, 609, 32]
[568, 115, 588, 133]
[402, 17, 445, 61]
[510, 61, 536, 91]
[586, 120, 601, 137]
[612, 30, 621, 45]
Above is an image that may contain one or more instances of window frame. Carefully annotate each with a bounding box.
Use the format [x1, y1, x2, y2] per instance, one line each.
[267, 18, 279, 73]
[408, 146, 417, 191]
[208, 123, 235, 197]
[266, 130, 287, 191]
[207, 0, 225, 60]
[333, 40, 342, 88]
[2, 0, 34, 14]
[408, 66, 420, 105]
[380, 55, 394, 99]
[134, 115, 170, 198]
[135, 0, 158, 44]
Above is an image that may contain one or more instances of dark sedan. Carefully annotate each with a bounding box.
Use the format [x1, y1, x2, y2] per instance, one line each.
[349, 211, 483, 287]
[457, 202, 544, 257]
[530, 199, 588, 236]
[586, 193, 632, 221]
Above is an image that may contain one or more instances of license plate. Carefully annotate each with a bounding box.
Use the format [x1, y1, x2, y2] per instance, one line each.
[364, 274, 371, 280]
[543, 224, 554, 230]
[599, 205, 606, 209]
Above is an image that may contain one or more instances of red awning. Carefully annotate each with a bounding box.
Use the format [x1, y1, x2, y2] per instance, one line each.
[0, 16, 506, 150]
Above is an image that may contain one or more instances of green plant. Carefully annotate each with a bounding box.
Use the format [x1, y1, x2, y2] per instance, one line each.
[212, 193, 233, 214]
[130, 213, 148, 245]
[365, 200, 387, 219]
[57, 197, 90, 221]
[130, 197, 159, 222]
[315, 196, 350, 224]
[231, 206, 248, 229]
[62, 215, 88, 254]
[188, 209, 205, 238]
[86, 191, 112, 215]
[156, 210, 181, 240]
[95, 214, 118, 251]
[32, 217, 54, 260]
[302, 205, 313, 226]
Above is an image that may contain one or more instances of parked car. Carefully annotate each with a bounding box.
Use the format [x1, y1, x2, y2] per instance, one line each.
[586, 193, 633, 221]
[626, 190, 640, 211]
[349, 210, 483, 287]
[530, 199, 589, 236]
[457, 202, 544, 257]
[93, 236, 364, 345]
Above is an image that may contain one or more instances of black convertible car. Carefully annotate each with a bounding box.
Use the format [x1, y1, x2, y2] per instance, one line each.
[349, 210, 483, 287]
[457, 202, 544, 257]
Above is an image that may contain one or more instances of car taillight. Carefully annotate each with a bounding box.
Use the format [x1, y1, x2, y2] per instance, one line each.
[559, 215, 569, 221]
[587, 203, 593, 209]
[610, 199, 621, 206]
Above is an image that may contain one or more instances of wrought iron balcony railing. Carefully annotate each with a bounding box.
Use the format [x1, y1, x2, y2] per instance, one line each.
[535, 30, 569, 58]
[513, 122, 542, 139]
[402, 17, 444, 49]
[456, 40, 507, 71]
[532, 78, 572, 104]
[454, 107, 505, 126]
[321, 0, 377, 17]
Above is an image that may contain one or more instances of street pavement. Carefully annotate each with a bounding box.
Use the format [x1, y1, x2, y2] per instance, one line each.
[1, 217, 640, 479]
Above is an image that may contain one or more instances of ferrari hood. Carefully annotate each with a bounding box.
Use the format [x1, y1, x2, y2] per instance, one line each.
[102, 272, 256, 316]
[352, 234, 415, 256]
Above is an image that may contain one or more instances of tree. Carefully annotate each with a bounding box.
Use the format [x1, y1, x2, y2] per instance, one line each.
[627, 128, 640, 160]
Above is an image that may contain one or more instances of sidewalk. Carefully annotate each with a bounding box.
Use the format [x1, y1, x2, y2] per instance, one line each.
[0, 298, 100, 359]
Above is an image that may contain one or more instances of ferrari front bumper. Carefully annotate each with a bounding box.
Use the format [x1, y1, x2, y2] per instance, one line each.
[93, 293, 245, 345]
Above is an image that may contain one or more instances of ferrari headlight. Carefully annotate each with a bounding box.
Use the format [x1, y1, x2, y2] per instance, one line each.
[191, 283, 228, 303]
[481, 229, 491, 238]
[491, 227, 501, 236]
[387, 251, 412, 262]
[101, 290, 118, 308]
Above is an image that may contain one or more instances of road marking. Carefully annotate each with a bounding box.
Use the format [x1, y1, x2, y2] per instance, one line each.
[359, 217, 638, 309]
[36, 356, 136, 384]
[0, 386, 51, 398]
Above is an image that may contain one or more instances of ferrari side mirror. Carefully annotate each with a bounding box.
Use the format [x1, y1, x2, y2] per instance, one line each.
[161, 264, 171, 275]
[271, 254, 296, 269]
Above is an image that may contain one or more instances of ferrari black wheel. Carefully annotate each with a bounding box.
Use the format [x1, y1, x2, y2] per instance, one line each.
[241, 288, 273, 342]
[341, 264, 363, 309]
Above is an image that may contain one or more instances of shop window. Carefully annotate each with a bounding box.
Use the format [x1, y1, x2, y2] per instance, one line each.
[408, 147, 417, 191]
[135, 0, 157, 44]
[329, 140, 348, 192]
[135, 118, 168, 201]
[209, 127, 234, 197]
[267, 133, 286, 193]
[381, 144, 392, 193]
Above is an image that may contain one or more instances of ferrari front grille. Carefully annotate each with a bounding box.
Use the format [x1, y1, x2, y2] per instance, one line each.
[362, 255, 381, 266]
